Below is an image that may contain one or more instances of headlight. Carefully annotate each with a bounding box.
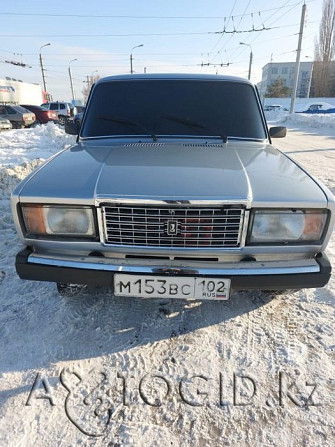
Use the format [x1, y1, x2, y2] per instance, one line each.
[249, 209, 328, 244]
[21, 205, 96, 237]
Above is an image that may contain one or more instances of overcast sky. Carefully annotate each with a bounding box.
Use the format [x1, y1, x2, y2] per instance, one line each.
[0, 0, 321, 102]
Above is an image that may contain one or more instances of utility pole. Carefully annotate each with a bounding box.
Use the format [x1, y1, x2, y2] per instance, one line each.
[130, 53, 133, 74]
[307, 62, 314, 98]
[68, 59, 77, 102]
[39, 43, 51, 93]
[239, 43, 253, 80]
[289, 2, 306, 113]
[130, 44, 143, 74]
[248, 51, 253, 81]
[68, 67, 75, 100]
[39, 54, 47, 92]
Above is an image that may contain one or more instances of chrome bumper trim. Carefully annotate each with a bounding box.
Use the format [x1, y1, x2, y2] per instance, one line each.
[27, 254, 320, 276]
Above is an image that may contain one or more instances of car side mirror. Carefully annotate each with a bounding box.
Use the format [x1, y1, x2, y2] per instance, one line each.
[64, 121, 78, 135]
[269, 126, 287, 138]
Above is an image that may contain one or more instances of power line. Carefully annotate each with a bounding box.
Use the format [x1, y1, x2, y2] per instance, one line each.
[0, 27, 282, 38]
[208, 0, 248, 59]
[3, 60, 31, 68]
[5, 52, 209, 56]
[209, 0, 295, 67]
[224, 0, 304, 68]
[0, 3, 315, 20]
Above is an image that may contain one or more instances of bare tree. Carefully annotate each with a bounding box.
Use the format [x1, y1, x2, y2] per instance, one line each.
[313, 0, 335, 96]
[82, 75, 100, 102]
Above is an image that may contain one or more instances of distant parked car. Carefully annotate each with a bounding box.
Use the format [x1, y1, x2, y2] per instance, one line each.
[0, 117, 12, 131]
[74, 111, 84, 129]
[75, 105, 86, 114]
[0, 105, 35, 128]
[264, 104, 288, 112]
[40, 102, 75, 125]
[298, 103, 335, 114]
[21, 104, 59, 125]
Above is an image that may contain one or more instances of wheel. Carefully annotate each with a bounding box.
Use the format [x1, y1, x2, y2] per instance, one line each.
[58, 115, 66, 125]
[74, 119, 81, 129]
[31, 120, 41, 127]
[10, 121, 19, 129]
[57, 282, 89, 296]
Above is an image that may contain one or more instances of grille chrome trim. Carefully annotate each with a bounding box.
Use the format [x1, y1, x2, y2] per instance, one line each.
[101, 203, 245, 248]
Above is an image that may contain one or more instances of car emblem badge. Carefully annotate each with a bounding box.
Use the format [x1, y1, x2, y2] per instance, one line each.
[166, 220, 178, 236]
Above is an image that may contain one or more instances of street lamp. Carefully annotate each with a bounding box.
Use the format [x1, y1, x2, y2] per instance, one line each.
[130, 44, 143, 74]
[239, 42, 253, 81]
[39, 43, 51, 93]
[68, 58, 77, 102]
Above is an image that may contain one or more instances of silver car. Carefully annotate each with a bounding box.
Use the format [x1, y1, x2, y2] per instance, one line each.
[41, 101, 75, 125]
[0, 117, 12, 131]
[11, 74, 334, 299]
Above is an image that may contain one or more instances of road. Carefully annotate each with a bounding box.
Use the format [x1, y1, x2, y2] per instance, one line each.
[275, 125, 335, 195]
[0, 125, 334, 447]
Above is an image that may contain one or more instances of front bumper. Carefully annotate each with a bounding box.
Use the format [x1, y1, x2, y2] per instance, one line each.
[16, 247, 331, 291]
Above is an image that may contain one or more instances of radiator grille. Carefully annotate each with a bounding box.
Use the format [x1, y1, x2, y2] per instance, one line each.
[102, 204, 245, 248]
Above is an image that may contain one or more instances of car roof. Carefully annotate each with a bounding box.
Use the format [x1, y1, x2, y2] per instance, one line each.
[22, 104, 43, 109]
[96, 73, 252, 85]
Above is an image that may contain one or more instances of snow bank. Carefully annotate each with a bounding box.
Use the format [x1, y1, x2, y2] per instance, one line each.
[283, 112, 335, 128]
[0, 122, 75, 166]
[0, 123, 75, 197]
[265, 110, 335, 128]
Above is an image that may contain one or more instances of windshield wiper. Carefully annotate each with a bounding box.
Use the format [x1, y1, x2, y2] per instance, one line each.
[161, 115, 227, 142]
[97, 116, 158, 141]
[162, 115, 205, 130]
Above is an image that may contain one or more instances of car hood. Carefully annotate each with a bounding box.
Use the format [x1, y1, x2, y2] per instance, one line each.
[17, 139, 327, 207]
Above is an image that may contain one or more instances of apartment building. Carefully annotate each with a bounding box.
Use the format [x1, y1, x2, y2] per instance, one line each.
[259, 61, 313, 98]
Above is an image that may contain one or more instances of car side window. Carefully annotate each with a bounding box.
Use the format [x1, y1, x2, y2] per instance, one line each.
[50, 104, 58, 110]
[60, 104, 65, 110]
[0, 106, 6, 114]
[6, 107, 15, 114]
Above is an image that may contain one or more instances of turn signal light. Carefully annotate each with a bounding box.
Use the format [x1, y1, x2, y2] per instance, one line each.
[22, 204, 46, 235]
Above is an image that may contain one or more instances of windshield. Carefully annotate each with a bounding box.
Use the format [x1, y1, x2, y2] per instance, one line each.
[81, 80, 267, 140]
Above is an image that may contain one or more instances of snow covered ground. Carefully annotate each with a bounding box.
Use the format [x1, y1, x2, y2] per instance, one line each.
[0, 118, 334, 446]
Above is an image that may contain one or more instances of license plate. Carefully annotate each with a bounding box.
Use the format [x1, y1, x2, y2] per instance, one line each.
[114, 274, 230, 300]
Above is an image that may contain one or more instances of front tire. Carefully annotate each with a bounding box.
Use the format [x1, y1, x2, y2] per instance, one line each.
[31, 120, 41, 127]
[58, 115, 66, 125]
